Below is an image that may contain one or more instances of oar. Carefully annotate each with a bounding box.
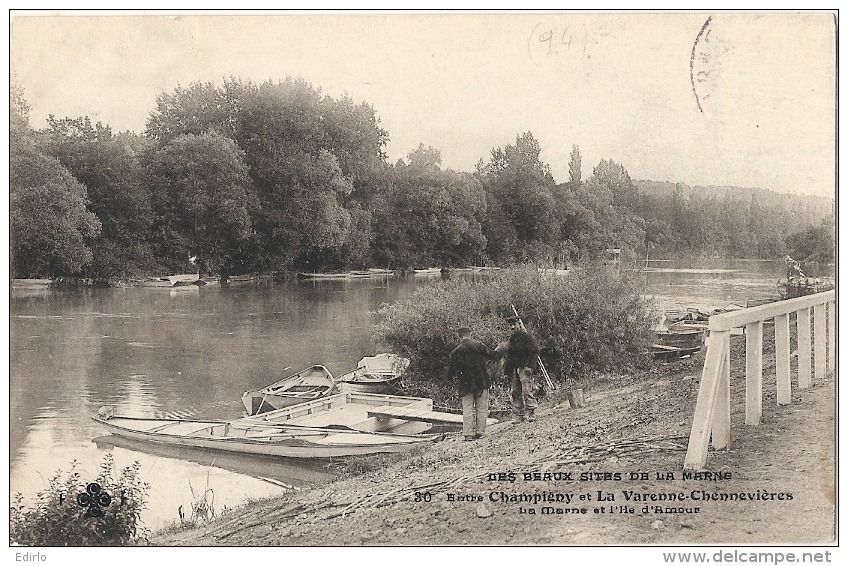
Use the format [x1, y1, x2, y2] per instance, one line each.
[510, 304, 556, 390]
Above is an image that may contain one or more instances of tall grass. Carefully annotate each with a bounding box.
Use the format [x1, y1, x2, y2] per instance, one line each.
[375, 264, 655, 406]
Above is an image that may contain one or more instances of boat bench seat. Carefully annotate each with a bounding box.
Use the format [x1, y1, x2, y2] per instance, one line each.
[367, 405, 497, 426]
[283, 405, 370, 428]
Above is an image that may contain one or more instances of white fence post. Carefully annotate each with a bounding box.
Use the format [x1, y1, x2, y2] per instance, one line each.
[774, 313, 791, 405]
[797, 308, 812, 389]
[814, 303, 826, 379]
[711, 331, 732, 449]
[745, 321, 763, 425]
[684, 331, 729, 470]
[827, 300, 835, 370]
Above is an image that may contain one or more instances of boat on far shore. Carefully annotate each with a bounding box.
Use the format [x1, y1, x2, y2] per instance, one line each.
[135, 273, 208, 288]
[12, 279, 52, 289]
[412, 267, 442, 275]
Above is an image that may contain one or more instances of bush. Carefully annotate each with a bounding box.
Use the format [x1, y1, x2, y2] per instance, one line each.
[375, 264, 655, 406]
[10, 454, 149, 546]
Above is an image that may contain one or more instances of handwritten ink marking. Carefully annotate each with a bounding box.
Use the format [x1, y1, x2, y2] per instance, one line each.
[690, 16, 713, 113]
[528, 23, 544, 67]
[528, 22, 590, 68]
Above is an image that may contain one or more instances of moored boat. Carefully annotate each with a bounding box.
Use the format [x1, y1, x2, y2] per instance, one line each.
[297, 272, 349, 280]
[337, 353, 410, 394]
[136, 277, 175, 288]
[92, 411, 441, 459]
[12, 278, 52, 289]
[651, 344, 701, 362]
[367, 268, 395, 275]
[663, 307, 709, 325]
[226, 274, 256, 282]
[242, 365, 337, 415]
[136, 273, 209, 288]
[347, 270, 372, 278]
[653, 327, 706, 350]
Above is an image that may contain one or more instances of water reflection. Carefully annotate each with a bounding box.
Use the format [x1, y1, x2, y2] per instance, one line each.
[10, 262, 789, 530]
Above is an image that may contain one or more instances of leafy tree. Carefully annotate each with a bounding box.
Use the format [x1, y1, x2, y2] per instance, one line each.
[147, 131, 256, 276]
[46, 115, 112, 142]
[318, 93, 389, 187]
[478, 132, 560, 263]
[785, 218, 834, 264]
[10, 96, 101, 277]
[234, 81, 355, 271]
[10, 82, 31, 139]
[568, 144, 582, 183]
[9, 146, 100, 277]
[43, 120, 155, 278]
[146, 79, 248, 143]
[144, 77, 397, 272]
[592, 158, 637, 209]
[557, 159, 645, 263]
[375, 145, 487, 268]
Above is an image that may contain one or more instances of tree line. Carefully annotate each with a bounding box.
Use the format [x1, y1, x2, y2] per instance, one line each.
[9, 78, 835, 280]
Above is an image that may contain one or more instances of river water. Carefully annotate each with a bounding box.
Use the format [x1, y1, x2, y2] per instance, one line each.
[9, 260, 796, 530]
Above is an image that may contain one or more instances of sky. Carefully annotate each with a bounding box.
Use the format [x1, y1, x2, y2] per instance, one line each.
[9, 11, 837, 198]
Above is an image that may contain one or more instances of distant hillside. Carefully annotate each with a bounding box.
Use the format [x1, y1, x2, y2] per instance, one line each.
[634, 180, 834, 224]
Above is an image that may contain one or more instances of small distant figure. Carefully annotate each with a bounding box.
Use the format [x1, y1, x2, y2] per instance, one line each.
[97, 406, 115, 420]
[784, 255, 804, 280]
[504, 315, 540, 423]
[446, 326, 498, 441]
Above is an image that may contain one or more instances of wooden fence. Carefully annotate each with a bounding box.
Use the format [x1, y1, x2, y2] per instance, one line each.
[683, 290, 835, 470]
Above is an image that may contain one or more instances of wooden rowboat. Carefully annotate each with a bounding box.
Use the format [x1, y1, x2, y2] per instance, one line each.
[412, 267, 442, 275]
[92, 414, 441, 459]
[653, 327, 705, 350]
[242, 365, 337, 415]
[297, 272, 349, 280]
[337, 353, 410, 394]
[651, 344, 701, 362]
[12, 279, 52, 289]
[94, 392, 446, 459]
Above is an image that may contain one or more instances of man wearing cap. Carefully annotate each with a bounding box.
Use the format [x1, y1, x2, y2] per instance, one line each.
[446, 326, 498, 441]
[504, 315, 540, 423]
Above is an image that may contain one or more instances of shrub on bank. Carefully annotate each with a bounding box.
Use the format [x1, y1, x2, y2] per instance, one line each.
[10, 454, 149, 546]
[375, 264, 655, 406]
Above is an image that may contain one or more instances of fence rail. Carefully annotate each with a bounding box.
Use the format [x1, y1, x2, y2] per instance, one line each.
[683, 290, 835, 470]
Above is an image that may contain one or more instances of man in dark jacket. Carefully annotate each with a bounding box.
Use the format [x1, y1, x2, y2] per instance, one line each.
[446, 326, 498, 441]
[504, 315, 540, 423]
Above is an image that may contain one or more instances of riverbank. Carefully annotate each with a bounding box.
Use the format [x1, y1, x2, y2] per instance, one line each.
[151, 332, 835, 546]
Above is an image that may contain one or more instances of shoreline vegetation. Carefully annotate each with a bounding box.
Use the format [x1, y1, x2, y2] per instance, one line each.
[10, 77, 834, 283]
[11, 256, 835, 290]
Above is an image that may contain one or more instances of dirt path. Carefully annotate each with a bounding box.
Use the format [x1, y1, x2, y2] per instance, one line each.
[152, 337, 835, 546]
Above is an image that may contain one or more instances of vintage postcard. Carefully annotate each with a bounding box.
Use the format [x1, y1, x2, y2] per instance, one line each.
[7, 9, 838, 559]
